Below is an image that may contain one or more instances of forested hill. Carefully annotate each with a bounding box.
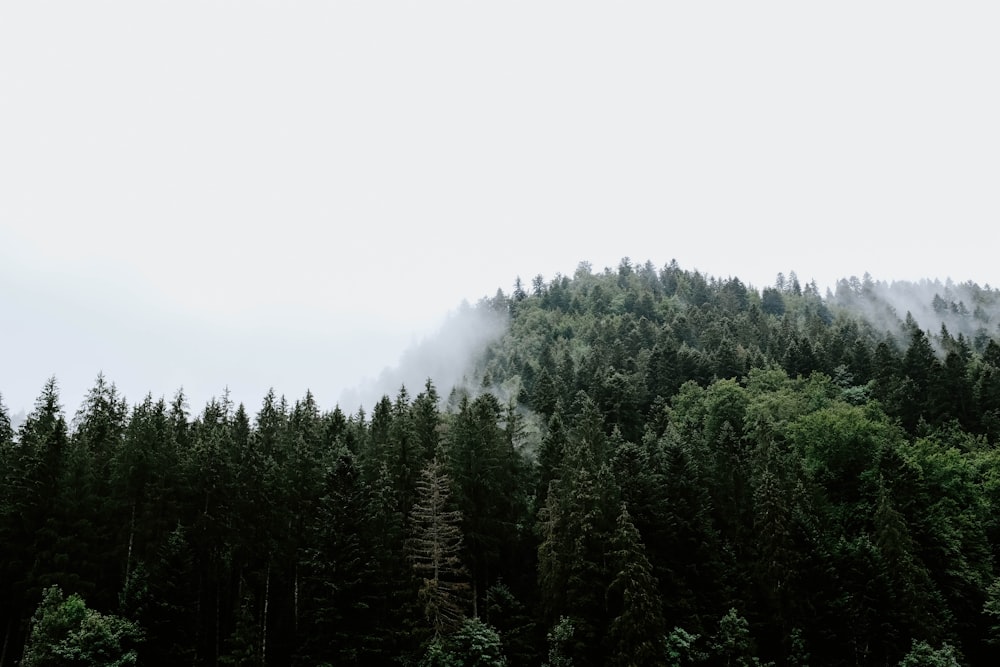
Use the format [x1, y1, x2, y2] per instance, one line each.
[3, 259, 1000, 667]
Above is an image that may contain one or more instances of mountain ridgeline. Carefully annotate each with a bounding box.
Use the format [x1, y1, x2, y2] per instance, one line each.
[3, 258, 1000, 666]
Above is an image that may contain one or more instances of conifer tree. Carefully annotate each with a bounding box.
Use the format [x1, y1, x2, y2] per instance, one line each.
[144, 525, 198, 666]
[112, 395, 179, 601]
[0, 393, 13, 449]
[537, 430, 610, 666]
[408, 457, 470, 637]
[0, 393, 19, 666]
[388, 385, 424, 520]
[605, 503, 666, 666]
[448, 393, 523, 615]
[10, 379, 70, 609]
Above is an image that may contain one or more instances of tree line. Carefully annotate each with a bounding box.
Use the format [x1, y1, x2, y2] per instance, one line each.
[3, 258, 1000, 665]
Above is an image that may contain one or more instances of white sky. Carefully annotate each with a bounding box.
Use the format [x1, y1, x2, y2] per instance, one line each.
[2, 2, 999, 416]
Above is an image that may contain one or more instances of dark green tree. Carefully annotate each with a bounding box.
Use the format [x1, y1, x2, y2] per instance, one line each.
[1, 378, 70, 660]
[537, 424, 612, 666]
[605, 503, 666, 666]
[448, 393, 527, 616]
[297, 450, 371, 666]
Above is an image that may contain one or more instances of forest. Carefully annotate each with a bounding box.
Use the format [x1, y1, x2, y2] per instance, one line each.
[4, 258, 1000, 666]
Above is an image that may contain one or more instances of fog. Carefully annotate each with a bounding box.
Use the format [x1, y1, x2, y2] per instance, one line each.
[831, 275, 1000, 350]
[338, 301, 509, 414]
[3, 3, 998, 420]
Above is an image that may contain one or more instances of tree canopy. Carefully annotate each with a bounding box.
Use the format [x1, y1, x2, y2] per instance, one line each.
[4, 259, 1000, 665]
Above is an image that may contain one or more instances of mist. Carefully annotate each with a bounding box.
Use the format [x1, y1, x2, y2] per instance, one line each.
[829, 274, 1000, 351]
[337, 299, 509, 414]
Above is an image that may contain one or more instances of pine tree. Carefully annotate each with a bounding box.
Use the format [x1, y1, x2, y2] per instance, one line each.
[388, 385, 425, 521]
[408, 457, 471, 637]
[0, 393, 13, 448]
[412, 380, 442, 460]
[297, 450, 370, 666]
[447, 393, 523, 616]
[111, 395, 180, 602]
[69, 375, 130, 607]
[605, 503, 666, 667]
[0, 393, 20, 667]
[8, 379, 70, 618]
[536, 431, 610, 666]
[901, 324, 943, 429]
[183, 394, 239, 665]
[144, 525, 198, 666]
[749, 438, 800, 652]
[647, 430, 724, 633]
[373, 467, 421, 661]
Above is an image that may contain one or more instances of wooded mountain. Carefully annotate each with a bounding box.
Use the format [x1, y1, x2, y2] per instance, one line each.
[3, 258, 1000, 666]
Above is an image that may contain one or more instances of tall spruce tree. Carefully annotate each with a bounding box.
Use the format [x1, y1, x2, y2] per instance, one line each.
[605, 502, 666, 666]
[408, 457, 471, 638]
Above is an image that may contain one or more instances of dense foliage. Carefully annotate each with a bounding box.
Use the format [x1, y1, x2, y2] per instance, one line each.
[3, 259, 1000, 665]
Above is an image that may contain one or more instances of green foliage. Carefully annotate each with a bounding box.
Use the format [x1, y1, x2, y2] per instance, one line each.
[419, 639, 461, 667]
[536, 424, 611, 664]
[484, 581, 535, 665]
[454, 617, 507, 666]
[418, 618, 507, 667]
[983, 578, 1000, 646]
[22, 585, 142, 667]
[711, 608, 753, 667]
[606, 503, 666, 667]
[543, 616, 576, 667]
[898, 640, 961, 667]
[7, 261, 1000, 665]
[665, 626, 703, 666]
[786, 627, 809, 667]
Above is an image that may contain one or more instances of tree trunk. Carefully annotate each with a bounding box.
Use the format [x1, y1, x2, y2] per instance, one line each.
[261, 561, 270, 667]
[472, 580, 478, 619]
[215, 581, 221, 667]
[124, 501, 136, 589]
[0, 615, 12, 667]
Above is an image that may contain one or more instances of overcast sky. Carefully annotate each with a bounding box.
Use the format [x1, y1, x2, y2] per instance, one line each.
[2, 2, 998, 417]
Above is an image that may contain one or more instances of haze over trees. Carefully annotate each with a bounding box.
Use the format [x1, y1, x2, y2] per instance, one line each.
[3, 258, 1000, 665]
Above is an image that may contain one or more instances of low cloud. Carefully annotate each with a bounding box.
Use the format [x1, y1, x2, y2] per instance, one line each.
[830, 275, 1000, 351]
[338, 301, 509, 413]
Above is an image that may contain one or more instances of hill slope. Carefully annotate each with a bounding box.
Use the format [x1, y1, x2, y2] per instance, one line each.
[3, 258, 1000, 666]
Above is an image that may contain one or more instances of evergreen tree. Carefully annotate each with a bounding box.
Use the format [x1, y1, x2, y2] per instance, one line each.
[0, 393, 19, 667]
[2, 378, 70, 659]
[364, 459, 419, 662]
[409, 457, 471, 638]
[536, 427, 611, 666]
[6, 262, 1000, 664]
[0, 393, 13, 448]
[448, 393, 527, 615]
[605, 503, 666, 666]
[144, 525, 198, 666]
[297, 450, 370, 666]
[901, 325, 943, 430]
[111, 395, 179, 603]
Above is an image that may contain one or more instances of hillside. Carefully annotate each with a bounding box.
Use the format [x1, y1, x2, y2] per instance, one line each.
[3, 258, 1000, 666]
